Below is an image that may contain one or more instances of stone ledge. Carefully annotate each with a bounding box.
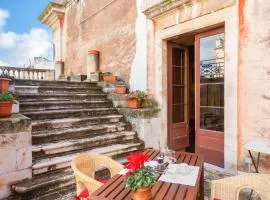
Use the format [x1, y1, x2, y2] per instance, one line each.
[0, 114, 31, 135]
[117, 107, 160, 119]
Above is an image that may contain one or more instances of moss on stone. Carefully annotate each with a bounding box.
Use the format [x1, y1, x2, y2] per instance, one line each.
[117, 107, 160, 119]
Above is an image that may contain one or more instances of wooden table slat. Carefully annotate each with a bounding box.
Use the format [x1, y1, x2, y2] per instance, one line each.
[93, 175, 121, 196]
[100, 175, 124, 197]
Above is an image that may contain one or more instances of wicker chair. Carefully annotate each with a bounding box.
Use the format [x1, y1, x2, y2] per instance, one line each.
[211, 174, 270, 200]
[71, 153, 123, 196]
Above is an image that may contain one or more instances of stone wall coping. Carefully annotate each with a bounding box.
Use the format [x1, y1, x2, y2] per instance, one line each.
[0, 114, 31, 135]
[143, 0, 190, 19]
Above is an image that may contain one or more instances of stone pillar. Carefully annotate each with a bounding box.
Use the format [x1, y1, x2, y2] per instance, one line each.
[86, 50, 100, 82]
[55, 61, 65, 80]
[0, 114, 32, 199]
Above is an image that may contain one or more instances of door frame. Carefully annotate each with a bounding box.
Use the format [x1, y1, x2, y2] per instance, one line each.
[167, 42, 190, 150]
[195, 27, 225, 167]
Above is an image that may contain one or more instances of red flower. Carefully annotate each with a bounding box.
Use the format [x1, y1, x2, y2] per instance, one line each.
[125, 152, 149, 171]
[124, 172, 131, 177]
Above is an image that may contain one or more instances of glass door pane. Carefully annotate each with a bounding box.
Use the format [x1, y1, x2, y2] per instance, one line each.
[199, 33, 225, 132]
[172, 48, 186, 123]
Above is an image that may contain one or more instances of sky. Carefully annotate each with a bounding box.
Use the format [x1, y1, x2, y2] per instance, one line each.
[0, 0, 52, 67]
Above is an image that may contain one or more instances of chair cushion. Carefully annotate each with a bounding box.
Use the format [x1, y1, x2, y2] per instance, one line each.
[96, 176, 109, 184]
[75, 189, 90, 200]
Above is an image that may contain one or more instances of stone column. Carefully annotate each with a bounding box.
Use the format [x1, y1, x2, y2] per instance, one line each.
[55, 61, 65, 80]
[86, 50, 100, 82]
[0, 114, 32, 199]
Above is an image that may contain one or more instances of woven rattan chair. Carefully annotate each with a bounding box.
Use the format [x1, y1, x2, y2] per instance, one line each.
[71, 153, 123, 196]
[211, 174, 270, 200]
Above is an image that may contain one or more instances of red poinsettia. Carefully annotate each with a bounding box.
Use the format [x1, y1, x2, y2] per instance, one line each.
[125, 152, 149, 171]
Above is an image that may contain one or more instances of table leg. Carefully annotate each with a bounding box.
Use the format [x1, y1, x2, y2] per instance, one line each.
[200, 165, 204, 200]
[248, 151, 261, 200]
[248, 150, 259, 173]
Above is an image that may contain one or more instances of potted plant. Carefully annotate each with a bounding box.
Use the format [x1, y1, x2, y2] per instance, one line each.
[0, 72, 12, 92]
[0, 92, 15, 118]
[102, 72, 117, 82]
[115, 80, 128, 94]
[123, 152, 156, 200]
[127, 90, 147, 109]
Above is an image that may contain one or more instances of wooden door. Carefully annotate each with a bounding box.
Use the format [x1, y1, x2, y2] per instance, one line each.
[195, 28, 225, 167]
[167, 43, 190, 151]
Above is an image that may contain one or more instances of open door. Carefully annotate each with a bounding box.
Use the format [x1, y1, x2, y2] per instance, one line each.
[167, 42, 190, 150]
[195, 28, 225, 167]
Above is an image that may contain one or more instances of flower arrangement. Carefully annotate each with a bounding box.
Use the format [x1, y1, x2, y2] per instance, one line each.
[123, 152, 156, 199]
[101, 72, 117, 82]
[127, 90, 147, 108]
[115, 80, 128, 94]
[0, 72, 12, 92]
[0, 92, 15, 118]
[127, 90, 147, 101]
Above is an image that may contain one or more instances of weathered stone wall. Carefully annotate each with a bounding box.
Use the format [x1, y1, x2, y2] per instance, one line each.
[0, 114, 32, 198]
[238, 0, 270, 172]
[62, 0, 137, 82]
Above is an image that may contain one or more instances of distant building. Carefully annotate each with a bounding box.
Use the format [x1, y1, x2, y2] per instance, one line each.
[30, 57, 54, 70]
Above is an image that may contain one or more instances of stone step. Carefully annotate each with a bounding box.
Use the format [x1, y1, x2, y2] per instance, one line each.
[15, 85, 103, 95]
[20, 100, 112, 112]
[32, 142, 144, 175]
[13, 158, 129, 199]
[18, 93, 108, 102]
[14, 79, 97, 87]
[33, 131, 137, 158]
[32, 122, 130, 144]
[12, 168, 74, 194]
[22, 107, 118, 120]
[31, 114, 123, 132]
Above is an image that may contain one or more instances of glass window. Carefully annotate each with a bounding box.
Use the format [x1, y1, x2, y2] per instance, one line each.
[199, 33, 224, 132]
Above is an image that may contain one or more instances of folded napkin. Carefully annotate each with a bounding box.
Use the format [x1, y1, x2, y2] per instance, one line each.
[118, 168, 130, 175]
[159, 164, 200, 186]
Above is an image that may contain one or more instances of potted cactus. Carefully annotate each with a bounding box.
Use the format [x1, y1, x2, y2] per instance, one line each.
[115, 80, 128, 94]
[102, 72, 117, 82]
[0, 92, 15, 118]
[127, 90, 147, 109]
[0, 72, 12, 92]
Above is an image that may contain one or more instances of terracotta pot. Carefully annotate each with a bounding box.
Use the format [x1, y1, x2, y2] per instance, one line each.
[115, 85, 127, 94]
[0, 78, 11, 92]
[132, 187, 152, 200]
[103, 76, 117, 82]
[0, 101, 13, 118]
[128, 99, 142, 109]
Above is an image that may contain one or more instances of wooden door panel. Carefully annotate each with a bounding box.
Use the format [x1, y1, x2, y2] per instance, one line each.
[195, 27, 225, 167]
[168, 42, 190, 150]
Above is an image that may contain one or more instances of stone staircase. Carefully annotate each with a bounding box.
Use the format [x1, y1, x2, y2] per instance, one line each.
[11, 80, 144, 200]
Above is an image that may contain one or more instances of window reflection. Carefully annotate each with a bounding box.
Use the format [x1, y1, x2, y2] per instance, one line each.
[200, 33, 224, 132]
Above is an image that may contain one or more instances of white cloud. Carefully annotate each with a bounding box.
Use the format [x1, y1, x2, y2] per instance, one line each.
[0, 8, 9, 31]
[0, 60, 10, 66]
[0, 8, 52, 67]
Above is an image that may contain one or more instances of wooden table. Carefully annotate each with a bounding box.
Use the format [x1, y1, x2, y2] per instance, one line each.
[91, 149, 204, 200]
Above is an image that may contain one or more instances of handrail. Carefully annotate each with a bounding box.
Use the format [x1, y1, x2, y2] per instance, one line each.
[0, 66, 55, 80]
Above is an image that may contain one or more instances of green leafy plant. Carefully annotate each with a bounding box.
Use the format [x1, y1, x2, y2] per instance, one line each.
[127, 90, 147, 101]
[123, 153, 156, 191]
[0, 92, 15, 102]
[124, 167, 156, 191]
[142, 97, 158, 108]
[115, 80, 127, 86]
[102, 72, 113, 76]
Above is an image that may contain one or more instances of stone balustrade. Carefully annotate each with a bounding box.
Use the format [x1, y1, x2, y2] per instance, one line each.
[0, 66, 55, 80]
